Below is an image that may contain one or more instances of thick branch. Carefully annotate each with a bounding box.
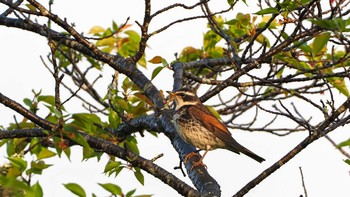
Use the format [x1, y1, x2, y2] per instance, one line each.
[0, 14, 164, 110]
[116, 110, 221, 196]
[0, 93, 199, 197]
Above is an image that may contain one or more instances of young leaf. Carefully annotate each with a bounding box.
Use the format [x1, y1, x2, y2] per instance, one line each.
[344, 159, 350, 165]
[64, 183, 86, 197]
[124, 136, 139, 154]
[337, 138, 350, 148]
[104, 161, 121, 173]
[8, 157, 27, 172]
[125, 30, 141, 43]
[23, 98, 33, 107]
[30, 182, 43, 197]
[64, 125, 90, 148]
[126, 189, 136, 197]
[28, 160, 52, 175]
[134, 168, 144, 185]
[37, 95, 56, 106]
[151, 66, 164, 80]
[255, 8, 279, 15]
[148, 56, 163, 64]
[37, 149, 56, 160]
[88, 26, 105, 34]
[98, 183, 122, 195]
[327, 77, 349, 96]
[312, 32, 330, 55]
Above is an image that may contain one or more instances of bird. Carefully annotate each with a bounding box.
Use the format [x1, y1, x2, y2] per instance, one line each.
[167, 88, 265, 169]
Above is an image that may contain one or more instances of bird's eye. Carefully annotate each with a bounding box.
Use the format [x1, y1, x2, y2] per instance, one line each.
[183, 94, 194, 101]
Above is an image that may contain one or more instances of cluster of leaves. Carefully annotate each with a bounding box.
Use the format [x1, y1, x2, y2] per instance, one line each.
[0, 85, 151, 196]
[89, 21, 146, 67]
[64, 182, 148, 197]
[255, 2, 350, 97]
[0, 153, 44, 197]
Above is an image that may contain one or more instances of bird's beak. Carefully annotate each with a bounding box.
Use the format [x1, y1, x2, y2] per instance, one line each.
[165, 91, 175, 105]
[166, 91, 174, 96]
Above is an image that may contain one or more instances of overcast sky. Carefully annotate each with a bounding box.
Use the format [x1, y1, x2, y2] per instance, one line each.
[1, 0, 350, 196]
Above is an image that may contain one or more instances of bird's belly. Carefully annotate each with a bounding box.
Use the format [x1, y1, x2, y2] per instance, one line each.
[174, 118, 225, 150]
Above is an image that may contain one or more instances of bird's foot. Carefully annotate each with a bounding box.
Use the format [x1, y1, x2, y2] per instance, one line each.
[191, 159, 207, 170]
[184, 152, 207, 170]
[184, 151, 200, 163]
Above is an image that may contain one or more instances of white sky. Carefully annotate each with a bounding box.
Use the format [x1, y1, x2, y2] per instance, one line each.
[0, 0, 350, 196]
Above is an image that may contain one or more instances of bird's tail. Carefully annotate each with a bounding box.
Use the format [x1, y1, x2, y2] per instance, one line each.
[229, 142, 265, 163]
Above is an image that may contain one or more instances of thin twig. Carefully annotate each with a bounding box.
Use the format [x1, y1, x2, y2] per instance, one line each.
[299, 166, 308, 197]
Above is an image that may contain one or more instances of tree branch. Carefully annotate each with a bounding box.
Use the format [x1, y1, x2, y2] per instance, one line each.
[0, 92, 200, 197]
[116, 109, 221, 196]
[234, 97, 350, 197]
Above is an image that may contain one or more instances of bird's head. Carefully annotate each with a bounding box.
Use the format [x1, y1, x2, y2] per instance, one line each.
[166, 88, 200, 110]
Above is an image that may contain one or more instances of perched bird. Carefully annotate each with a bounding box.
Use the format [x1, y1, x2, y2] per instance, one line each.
[167, 88, 265, 169]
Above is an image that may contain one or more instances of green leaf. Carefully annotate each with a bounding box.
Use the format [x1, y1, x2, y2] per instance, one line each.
[98, 183, 122, 195]
[27, 160, 52, 175]
[134, 168, 144, 185]
[30, 137, 42, 155]
[104, 160, 124, 177]
[30, 182, 43, 197]
[256, 34, 270, 48]
[52, 107, 63, 118]
[113, 97, 129, 112]
[108, 110, 121, 130]
[312, 32, 330, 55]
[64, 183, 86, 197]
[71, 113, 102, 133]
[63, 146, 71, 160]
[88, 25, 105, 34]
[104, 161, 121, 173]
[151, 66, 164, 80]
[204, 31, 221, 51]
[112, 20, 119, 32]
[132, 101, 149, 117]
[125, 30, 141, 43]
[23, 98, 33, 107]
[310, 19, 335, 29]
[8, 157, 27, 172]
[6, 139, 15, 156]
[97, 37, 117, 48]
[298, 43, 312, 54]
[255, 8, 279, 15]
[327, 77, 349, 96]
[124, 136, 139, 154]
[138, 55, 147, 68]
[0, 176, 30, 193]
[37, 149, 56, 160]
[37, 95, 56, 106]
[337, 138, 350, 148]
[25, 4, 38, 12]
[82, 146, 99, 160]
[344, 159, 350, 165]
[64, 125, 90, 148]
[72, 113, 102, 124]
[126, 189, 136, 197]
[310, 18, 350, 32]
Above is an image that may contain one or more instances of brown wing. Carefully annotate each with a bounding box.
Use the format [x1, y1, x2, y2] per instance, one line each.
[188, 104, 233, 140]
[189, 104, 266, 163]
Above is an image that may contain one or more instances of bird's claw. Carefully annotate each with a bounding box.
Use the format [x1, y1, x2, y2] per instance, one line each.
[184, 152, 207, 170]
[191, 160, 207, 170]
